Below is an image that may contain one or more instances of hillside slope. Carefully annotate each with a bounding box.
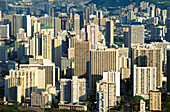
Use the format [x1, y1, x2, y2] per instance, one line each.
[88, 0, 170, 8]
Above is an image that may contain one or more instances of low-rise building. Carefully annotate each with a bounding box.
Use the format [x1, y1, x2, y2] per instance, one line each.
[149, 90, 161, 111]
[31, 91, 52, 108]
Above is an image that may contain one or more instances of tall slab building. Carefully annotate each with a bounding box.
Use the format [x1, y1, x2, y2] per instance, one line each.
[74, 40, 91, 80]
[132, 46, 162, 88]
[90, 48, 119, 92]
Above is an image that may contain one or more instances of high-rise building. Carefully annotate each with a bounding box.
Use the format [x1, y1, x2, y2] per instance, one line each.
[61, 57, 74, 78]
[13, 14, 31, 37]
[105, 20, 114, 47]
[74, 40, 91, 79]
[41, 15, 54, 27]
[31, 17, 41, 36]
[85, 23, 99, 48]
[150, 42, 170, 74]
[84, 7, 90, 24]
[150, 4, 156, 17]
[128, 10, 134, 21]
[74, 14, 80, 36]
[124, 31, 129, 47]
[60, 17, 69, 30]
[33, 33, 52, 62]
[54, 17, 61, 37]
[149, 90, 161, 111]
[96, 71, 120, 111]
[132, 46, 162, 88]
[52, 36, 62, 67]
[5, 67, 45, 103]
[90, 48, 119, 91]
[0, 45, 8, 62]
[0, 24, 9, 40]
[77, 11, 84, 29]
[129, 23, 145, 47]
[150, 26, 164, 41]
[20, 58, 55, 87]
[96, 11, 103, 18]
[129, 23, 145, 57]
[60, 76, 86, 103]
[3, 15, 13, 37]
[133, 65, 157, 99]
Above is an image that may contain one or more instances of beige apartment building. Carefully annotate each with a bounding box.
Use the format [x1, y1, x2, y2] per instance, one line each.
[133, 65, 157, 99]
[74, 14, 80, 36]
[149, 90, 161, 111]
[20, 58, 55, 87]
[132, 46, 163, 88]
[90, 48, 119, 91]
[96, 71, 120, 111]
[31, 91, 52, 108]
[5, 67, 45, 103]
[74, 40, 91, 80]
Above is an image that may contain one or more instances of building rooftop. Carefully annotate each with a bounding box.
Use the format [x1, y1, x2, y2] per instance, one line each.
[41, 26, 54, 29]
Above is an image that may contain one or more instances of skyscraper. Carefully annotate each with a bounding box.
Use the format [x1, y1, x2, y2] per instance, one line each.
[84, 7, 90, 24]
[150, 4, 155, 17]
[13, 14, 31, 37]
[105, 20, 114, 47]
[90, 48, 119, 92]
[129, 23, 145, 47]
[77, 11, 84, 29]
[132, 46, 162, 88]
[124, 31, 129, 47]
[74, 14, 80, 36]
[60, 76, 86, 103]
[60, 17, 69, 30]
[52, 36, 62, 67]
[85, 23, 99, 48]
[33, 33, 52, 62]
[96, 71, 120, 111]
[74, 40, 91, 79]
[150, 26, 164, 41]
[129, 23, 145, 57]
[54, 17, 61, 37]
[133, 65, 157, 99]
